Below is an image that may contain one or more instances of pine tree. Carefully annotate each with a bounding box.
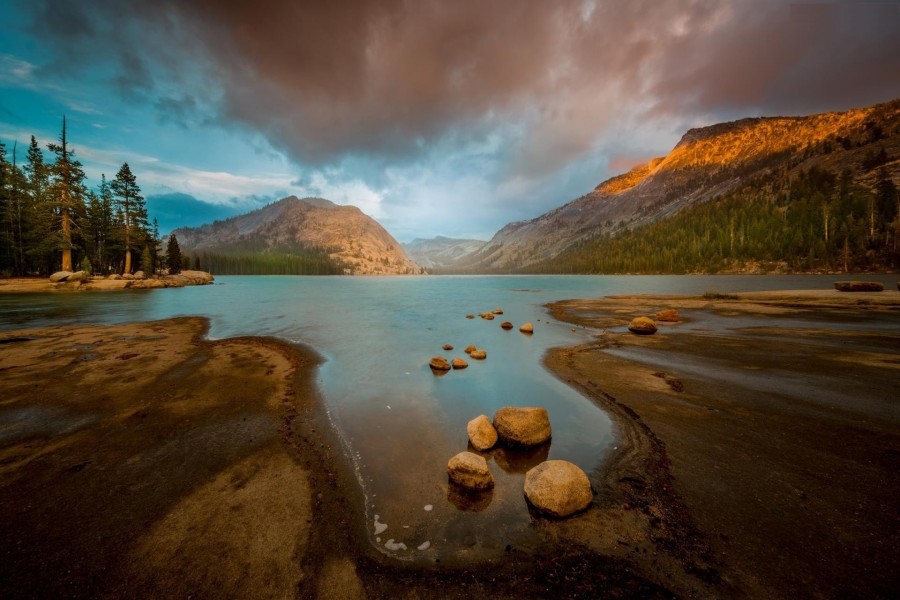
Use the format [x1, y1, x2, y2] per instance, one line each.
[24, 136, 53, 274]
[167, 233, 183, 274]
[110, 162, 146, 274]
[47, 116, 87, 272]
[140, 245, 153, 276]
[0, 140, 10, 274]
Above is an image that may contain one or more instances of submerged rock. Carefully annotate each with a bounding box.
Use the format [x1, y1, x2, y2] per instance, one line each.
[466, 314, 475, 319]
[655, 309, 680, 322]
[447, 451, 494, 490]
[500, 321, 514, 330]
[493, 407, 551, 446]
[628, 317, 657, 335]
[451, 357, 468, 370]
[524, 460, 592, 518]
[519, 322, 534, 334]
[834, 281, 884, 292]
[467, 414, 498, 451]
[469, 349, 487, 360]
[429, 356, 451, 371]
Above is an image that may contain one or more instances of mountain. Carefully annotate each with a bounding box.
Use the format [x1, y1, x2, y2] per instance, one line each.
[457, 99, 900, 273]
[403, 236, 486, 270]
[172, 196, 421, 275]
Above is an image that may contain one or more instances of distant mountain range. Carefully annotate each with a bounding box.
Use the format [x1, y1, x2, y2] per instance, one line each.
[172, 196, 420, 275]
[446, 98, 899, 273]
[403, 236, 486, 270]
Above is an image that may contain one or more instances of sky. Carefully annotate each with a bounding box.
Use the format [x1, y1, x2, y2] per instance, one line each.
[1, 0, 898, 240]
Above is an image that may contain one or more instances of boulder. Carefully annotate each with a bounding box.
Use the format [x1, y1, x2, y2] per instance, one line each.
[66, 270, 87, 282]
[129, 278, 165, 289]
[519, 322, 534, 334]
[122, 273, 135, 280]
[834, 281, 884, 292]
[466, 314, 475, 319]
[429, 356, 451, 371]
[480, 312, 495, 320]
[464, 344, 477, 354]
[466, 415, 498, 451]
[493, 407, 551, 446]
[107, 274, 122, 280]
[452, 357, 468, 370]
[655, 309, 680, 322]
[500, 321, 514, 330]
[443, 344, 454, 351]
[492, 308, 504, 315]
[49, 271, 73, 283]
[628, 317, 657, 335]
[524, 460, 592, 518]
[470, 349, 487, 360]
[447, 452, 494, 490]
[133, 270, 146, 280]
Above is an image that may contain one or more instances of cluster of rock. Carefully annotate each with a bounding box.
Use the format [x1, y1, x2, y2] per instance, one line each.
[627, 308, 680, 335]
[49, 270, 214, 290]
[446, 407, 592, 518]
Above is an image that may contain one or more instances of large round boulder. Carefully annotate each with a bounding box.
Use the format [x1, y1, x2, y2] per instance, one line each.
[447, 452, 494, 490]
[466, 414, 498, 451]
[492, 407, 551, 446]
[519, 322, 534, 334]
[469, 349, 487, 360]
[429, 356, 451, 371]
[452, 357, 468, 370]
[524, 460, 592, 518]
[628, 317, 657, 335]
[49, 271, 73, 283]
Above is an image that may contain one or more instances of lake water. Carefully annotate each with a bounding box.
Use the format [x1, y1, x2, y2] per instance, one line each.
[1, 274, 895, 562]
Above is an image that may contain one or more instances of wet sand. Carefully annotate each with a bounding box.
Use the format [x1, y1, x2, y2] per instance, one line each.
[546, 290, 900, 598]
[2, 289, 898, 598]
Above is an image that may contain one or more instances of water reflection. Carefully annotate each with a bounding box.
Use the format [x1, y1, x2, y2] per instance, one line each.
[446, 483, 494, 512]
[486, 442, 551, 474]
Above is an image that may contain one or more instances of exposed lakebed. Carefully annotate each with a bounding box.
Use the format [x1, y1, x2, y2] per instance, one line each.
[1, 274, 896, 563]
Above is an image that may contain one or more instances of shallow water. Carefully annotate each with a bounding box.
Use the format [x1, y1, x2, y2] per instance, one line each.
[1, 273, 895, 562]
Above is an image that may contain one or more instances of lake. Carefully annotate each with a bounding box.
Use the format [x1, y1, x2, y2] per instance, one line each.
[1, 273, 895, 562]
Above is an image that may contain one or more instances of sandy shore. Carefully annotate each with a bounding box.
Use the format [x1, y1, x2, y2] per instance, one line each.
[0, 271, 214, 293]
[2, 289, 898, 598]
[546, 290, 900, 598]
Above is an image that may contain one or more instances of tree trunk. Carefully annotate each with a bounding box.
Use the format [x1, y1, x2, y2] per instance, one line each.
[61, 206, 72, 272]
[124, 249, 132, 275]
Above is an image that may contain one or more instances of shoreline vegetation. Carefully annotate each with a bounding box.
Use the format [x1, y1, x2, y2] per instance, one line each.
[0, 270, 214, 293]
[1, 289, 898, 597]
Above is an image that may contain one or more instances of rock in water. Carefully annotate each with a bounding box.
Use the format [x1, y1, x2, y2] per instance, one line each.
[469, 349, 487, 360]
[524, 460, 592, 518]
[452, 357, 468, 370]
[834, 281, 884, 292]
[429, 356, 451, 371]
[442, 344, 454, 351]
[655, 309, 680, 322]
[628, 317, 657, 335]
[480, 312, 495, 320]
[49, 271, 73, 283]
[467, 415, 498, 451]
[500, 321, 514, 330]
[464, 345, 477, 354]
[447, 452, 494, 490]
[492, 308, 504, 315]
[519, 322, 534, 334]
[493, 407, 551, 446]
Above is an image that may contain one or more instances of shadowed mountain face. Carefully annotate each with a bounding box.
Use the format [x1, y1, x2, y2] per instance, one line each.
[454, 99, 900, 272]
[172, 196, 421, 275]
[403, 236, 486, 270]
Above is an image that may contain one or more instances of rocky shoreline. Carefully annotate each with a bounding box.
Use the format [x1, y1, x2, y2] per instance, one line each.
[2, 290, 897, 597]
[0, 270, 214, 293]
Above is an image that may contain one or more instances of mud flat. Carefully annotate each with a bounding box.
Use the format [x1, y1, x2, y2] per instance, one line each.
[546, 290, 900, 598]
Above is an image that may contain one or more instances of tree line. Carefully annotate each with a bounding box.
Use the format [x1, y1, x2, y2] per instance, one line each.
[0, 117, 168, 277]
[532, 165, 899, 274]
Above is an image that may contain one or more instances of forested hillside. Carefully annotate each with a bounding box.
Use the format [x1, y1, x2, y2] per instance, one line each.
[0, 118, 162, 277]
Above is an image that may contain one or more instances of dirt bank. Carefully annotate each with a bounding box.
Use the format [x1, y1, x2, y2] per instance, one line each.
[546, 291, 900, 598]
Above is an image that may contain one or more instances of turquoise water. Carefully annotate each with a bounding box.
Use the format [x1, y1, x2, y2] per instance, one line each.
[1, 273, 895, 561]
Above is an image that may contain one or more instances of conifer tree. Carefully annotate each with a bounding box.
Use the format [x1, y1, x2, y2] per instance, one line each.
[47, 116, 87, 272]
[24, 136, 53, 274]
[167, 233, 182, 274]
[140, 245, 153, 275]
[110, 162, 146, 274]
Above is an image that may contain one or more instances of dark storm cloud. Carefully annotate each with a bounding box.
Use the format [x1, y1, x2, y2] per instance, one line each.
[25, 0, 900, 175]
